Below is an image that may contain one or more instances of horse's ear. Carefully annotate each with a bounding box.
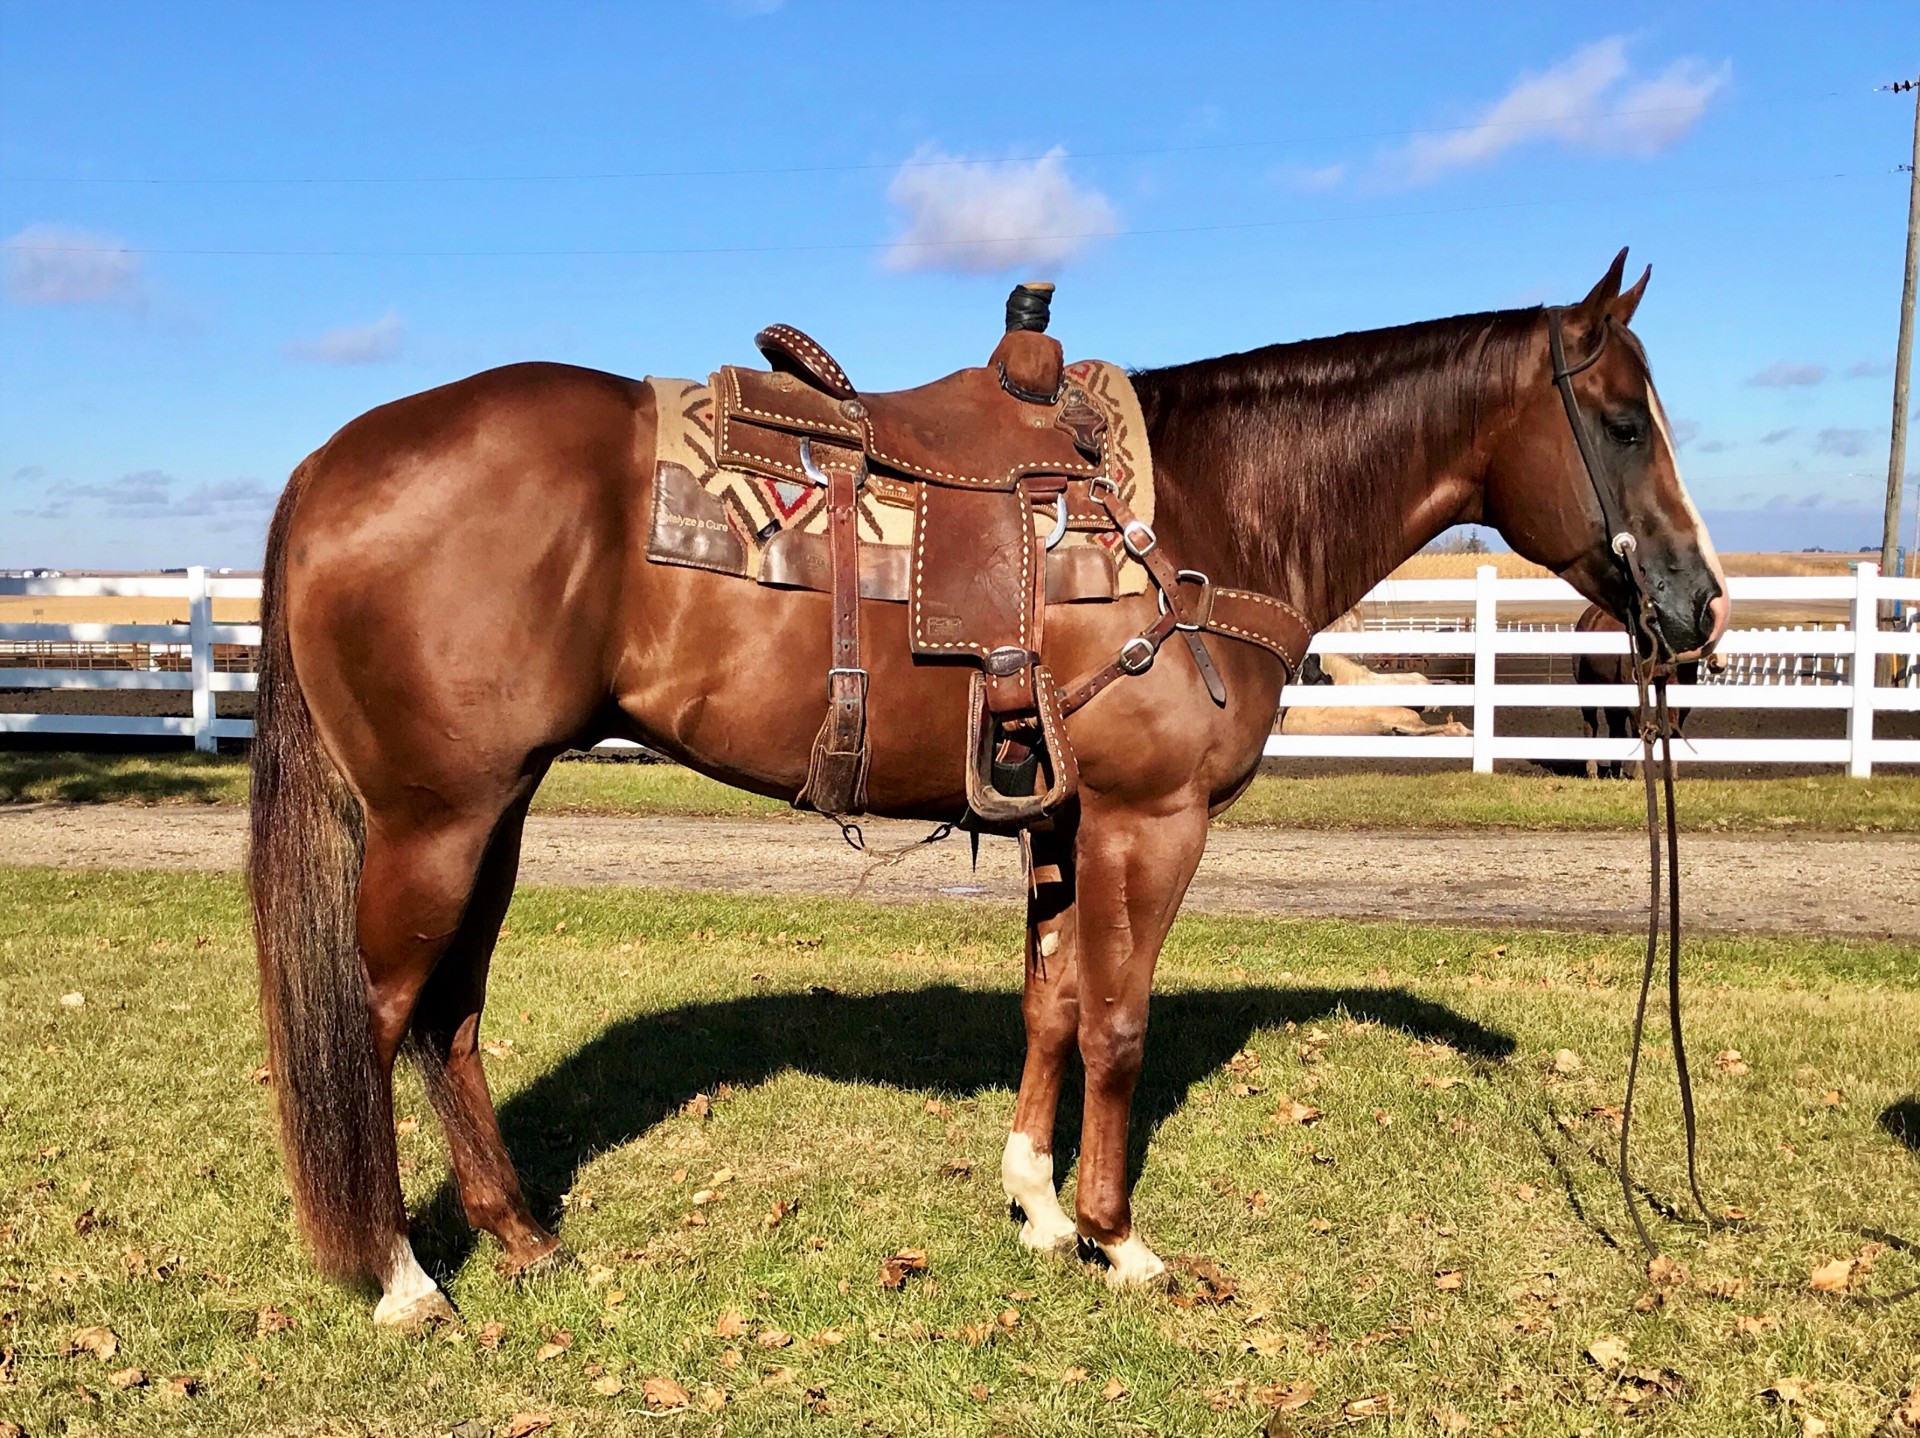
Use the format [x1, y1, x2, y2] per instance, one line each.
[1574, 248, 1630, 318]
[1611, 264, 1651, 327]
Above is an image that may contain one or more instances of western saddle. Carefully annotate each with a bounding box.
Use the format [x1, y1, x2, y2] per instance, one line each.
[709, 284, 1310, 832]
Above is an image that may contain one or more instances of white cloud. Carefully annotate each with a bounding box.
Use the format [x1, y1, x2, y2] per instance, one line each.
[1813, 427, 1875, 459]
[286, 311, 404, 365]
[1388, 37, 1728, 186]
[1845, 358, 1891, 380]
[1746, 362, 1826, 389]
[19, 469, 279, 528]
[4, 223, 145, 307]
[1759, 427, 1798, 445]
[884, 146, 1117, 275]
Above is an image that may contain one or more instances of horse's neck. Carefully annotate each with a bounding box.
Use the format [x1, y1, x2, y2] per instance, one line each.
[1146, 358, 1507, 630]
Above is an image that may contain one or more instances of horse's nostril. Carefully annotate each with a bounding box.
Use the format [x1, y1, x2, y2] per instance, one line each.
[1698, 589, 1729, 645]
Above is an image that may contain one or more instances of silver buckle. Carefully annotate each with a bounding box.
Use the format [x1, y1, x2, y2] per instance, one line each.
[1156, 569, 1214, 632]
[1121, 519, 1158, 559]
[827, 666, 869, 693]
[1118, 636, 1157, 675]
[800, 437, 865, 489]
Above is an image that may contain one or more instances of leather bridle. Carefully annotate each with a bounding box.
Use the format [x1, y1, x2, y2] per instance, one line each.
[1548, 305, 1713, 1257]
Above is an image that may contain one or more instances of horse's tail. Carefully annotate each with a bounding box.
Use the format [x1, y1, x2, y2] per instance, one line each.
[248, 457, 397, 1283]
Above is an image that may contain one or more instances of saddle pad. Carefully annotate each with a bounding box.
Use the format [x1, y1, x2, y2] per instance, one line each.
[645, 360, 1154, 596]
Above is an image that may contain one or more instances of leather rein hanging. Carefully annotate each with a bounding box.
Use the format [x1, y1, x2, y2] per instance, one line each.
[1548, 307, 1715, 1257]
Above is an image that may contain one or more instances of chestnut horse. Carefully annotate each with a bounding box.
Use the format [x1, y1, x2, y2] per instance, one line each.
[250, 251, 1728, 1327]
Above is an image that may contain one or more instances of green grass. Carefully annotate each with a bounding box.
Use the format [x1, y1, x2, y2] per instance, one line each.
[2, 868, 1918, 1435]
[7, 752, 1920, 833]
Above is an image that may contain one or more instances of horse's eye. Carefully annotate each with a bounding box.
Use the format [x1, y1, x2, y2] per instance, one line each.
[1604, 418, 1643, 447]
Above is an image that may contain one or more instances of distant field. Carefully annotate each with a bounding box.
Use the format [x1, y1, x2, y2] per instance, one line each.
[6, 754, 1920, 833]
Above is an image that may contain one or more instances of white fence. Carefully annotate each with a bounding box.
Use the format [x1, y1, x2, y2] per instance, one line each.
[5, 564, 1920, 775]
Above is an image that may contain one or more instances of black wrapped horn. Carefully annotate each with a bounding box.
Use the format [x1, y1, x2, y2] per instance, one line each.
[1005, 282, 1055, 334]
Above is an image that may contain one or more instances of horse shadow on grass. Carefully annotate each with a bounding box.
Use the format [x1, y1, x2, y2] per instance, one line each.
[1882, 1098, 1920, 1153]
[413, 983, 1514, 1274]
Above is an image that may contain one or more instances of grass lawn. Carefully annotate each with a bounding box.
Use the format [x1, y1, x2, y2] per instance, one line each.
[2, 869, 1918, 1435]
[6, 752, 1920, 833]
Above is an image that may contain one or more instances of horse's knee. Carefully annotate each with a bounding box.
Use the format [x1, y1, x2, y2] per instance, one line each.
[1079, 1008, 1147, 1092]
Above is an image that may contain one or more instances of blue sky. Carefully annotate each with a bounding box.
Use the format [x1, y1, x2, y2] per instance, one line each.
[2, 1, 1916, 568]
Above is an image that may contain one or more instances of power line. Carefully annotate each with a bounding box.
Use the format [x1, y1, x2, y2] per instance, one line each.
[0, 169, 1889, 261]
[0, 93, 1848, 187]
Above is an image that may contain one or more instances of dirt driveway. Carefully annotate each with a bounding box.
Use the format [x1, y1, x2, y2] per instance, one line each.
[3, 802, 1914, 937]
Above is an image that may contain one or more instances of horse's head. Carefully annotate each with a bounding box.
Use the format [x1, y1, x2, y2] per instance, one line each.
[1484, 250, 1729, 659]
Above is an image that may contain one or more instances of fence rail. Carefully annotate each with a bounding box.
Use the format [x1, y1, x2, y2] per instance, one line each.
[6, 565, 1920, 774]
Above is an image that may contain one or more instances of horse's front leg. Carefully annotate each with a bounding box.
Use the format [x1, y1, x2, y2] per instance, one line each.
[1001, 827, 1081, 1251]
[1071, 797, 1209, 1286]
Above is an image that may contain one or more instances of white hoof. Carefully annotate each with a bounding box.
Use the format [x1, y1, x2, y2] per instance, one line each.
[1001, 1132, 1077, 1250]
[373, 1287, 457, 1333]
[1099, 1233, 1168, 1288]
[373, 1238, 454, 1332]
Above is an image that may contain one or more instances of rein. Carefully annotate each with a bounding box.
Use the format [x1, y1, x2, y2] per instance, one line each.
[1549, 307, 1715, 1258]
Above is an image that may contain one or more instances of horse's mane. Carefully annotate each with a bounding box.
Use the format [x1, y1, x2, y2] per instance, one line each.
[1131, 307, 1544, 603]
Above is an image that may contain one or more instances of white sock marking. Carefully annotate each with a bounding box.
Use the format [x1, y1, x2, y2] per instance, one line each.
[1000, 1132, 1076, 1249]
[372, 1237, 441, 1325]
[1099, 1232, 1167, 1288]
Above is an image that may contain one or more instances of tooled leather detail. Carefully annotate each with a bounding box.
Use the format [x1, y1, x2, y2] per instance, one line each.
[647, 461, 747, 576]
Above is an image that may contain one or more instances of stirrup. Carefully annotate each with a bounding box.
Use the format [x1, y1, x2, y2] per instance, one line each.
[964, 667, 1077, 832]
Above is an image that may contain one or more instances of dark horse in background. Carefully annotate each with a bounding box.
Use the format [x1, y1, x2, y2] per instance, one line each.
[1576, 603, 1722, 778]
[249, 251, 1727, 1327]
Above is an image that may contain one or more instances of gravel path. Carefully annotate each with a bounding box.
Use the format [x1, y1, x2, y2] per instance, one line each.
[3, 802, 1914, 937]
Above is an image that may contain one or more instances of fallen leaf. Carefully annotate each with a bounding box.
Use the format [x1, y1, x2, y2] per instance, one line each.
[503, 1413, 555, 1437]
[755, 1329, 793, 1349]
[719, 1348, 743, 1368]
[714, 1308, 750, 1338]
[107, 1367, 146, 1388]
[811, 1328, 845, 1346]
[1613, 1367, 1686, 1416]
[395, 1114, 419, 1135]
[1273, 1097, 1323, 1126]
[997, 1307, 1021, 1329]
[1430, 1405, 1471, 1434]
[250, 1064, 272, 1084]
[534, 1328, 572, 1362]
[940, 1158, 972, 1180]
[765, 1198, 794, 1228]
[592, 1373, 624, 1395]
[1552, 1049, 1582, 1074]
[760, 1365, 796, 1387]
[1342, 1391, 1398, 1420]
[691, 1188, 720, 1206]
[1515, 1182, 1539, 1201]
[1821, 1089, 1844, 1108]
[1309, 1217, 1332, 1235]
[642, 1376, 691, 1411]
[1062, 1366, 1090, 1384]
[1809, 1256, 1861, 1293]
[969, 1383, 990, 1402]
[682, 1093, 711, 1119]
[1586, 1334, 1630, 1371]
[1760, 1376, 1813, 1406]
[164, 1374, 199, 1397]
[1887, 1383, 1920, 1431]
[65, 1326, 119, 1360]
[477, 1320, 508, 1350]
[1697, 1274, 1748, 1300]
[480, 1038, 515, 1059]
[1170, 1254, 1238, 1306]
[1101, 1375, 1129, 1401]
[1736, 1313, 1779, 1336]
[1434, 1269, 1464, 1291]
[1256, 1379, 1315, 1412]
[700, 1384, 728, 1412]
[1646, 1255, 1689, 1290]
[59, 991, 85, 1008]
[1418, 1074, 1465, 1090]
[1713, 1049, 1750, 1076]
[878, 1248, 929, 1290]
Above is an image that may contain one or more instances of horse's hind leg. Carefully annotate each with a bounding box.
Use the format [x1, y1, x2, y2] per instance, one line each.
[1001, 828, 1081, 1252]
[354, 804, 509, 1328]
[405, 791, 563, 1276]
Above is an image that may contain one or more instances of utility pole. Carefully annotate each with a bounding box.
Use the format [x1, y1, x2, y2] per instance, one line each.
[1881, 77, 1919, 585]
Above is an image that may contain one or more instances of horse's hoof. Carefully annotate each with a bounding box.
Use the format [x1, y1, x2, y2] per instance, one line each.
[1094, 1234, 1170, 1290]
[1011, 1201, 1079, 1253]
[373, 1288, 459, 1335]
[498, 1241, 573, 1283]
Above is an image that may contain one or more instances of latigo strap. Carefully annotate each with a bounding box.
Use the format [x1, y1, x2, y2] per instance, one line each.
[795, 442, 871, 818]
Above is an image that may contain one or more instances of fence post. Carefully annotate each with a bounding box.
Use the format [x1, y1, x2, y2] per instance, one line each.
[188, 565, 215, 754]
[1848, 562, 1878, 779]
[1471, 563, 1497, 773]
